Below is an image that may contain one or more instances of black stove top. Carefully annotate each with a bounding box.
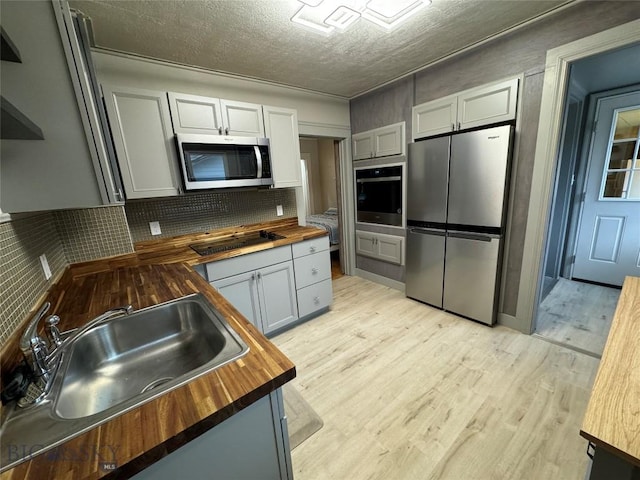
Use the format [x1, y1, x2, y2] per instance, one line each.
[190, 230, 286, 256]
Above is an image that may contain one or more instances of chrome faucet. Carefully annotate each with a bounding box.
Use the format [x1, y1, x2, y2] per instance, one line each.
[18, 302, 133, 407]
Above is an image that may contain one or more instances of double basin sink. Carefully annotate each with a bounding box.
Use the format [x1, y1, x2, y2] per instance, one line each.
[0, 293, 249, 472]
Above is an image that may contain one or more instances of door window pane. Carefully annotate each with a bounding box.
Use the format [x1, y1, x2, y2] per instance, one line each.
[600, 106, 640, 200]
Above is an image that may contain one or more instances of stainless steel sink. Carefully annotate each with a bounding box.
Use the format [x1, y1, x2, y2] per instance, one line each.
[0, 293, 249, 472]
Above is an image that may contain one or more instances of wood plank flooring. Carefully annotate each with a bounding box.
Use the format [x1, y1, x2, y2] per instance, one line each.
[272, 276, 601, 480]
[535, 278, 620, 357]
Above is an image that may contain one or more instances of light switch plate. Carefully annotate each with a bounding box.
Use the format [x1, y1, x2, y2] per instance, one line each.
[149, 221, 162, 236]
[39, 254, 52, 280]
[276, 205, 284, 216]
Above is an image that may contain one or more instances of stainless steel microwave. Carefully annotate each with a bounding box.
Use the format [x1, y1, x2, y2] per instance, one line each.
[176, 134, 273, 190]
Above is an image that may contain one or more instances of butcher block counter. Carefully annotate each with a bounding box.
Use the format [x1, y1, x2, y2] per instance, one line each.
[581, 276, 640, 477]
[0, 218, 328, 479]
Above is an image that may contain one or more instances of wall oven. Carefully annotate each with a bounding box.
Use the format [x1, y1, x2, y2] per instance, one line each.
[176, 134, 272, 190]
[355, 164, 404, 227]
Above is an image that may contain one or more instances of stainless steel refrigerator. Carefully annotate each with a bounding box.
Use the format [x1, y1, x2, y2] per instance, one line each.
[405, 125, 513, 325]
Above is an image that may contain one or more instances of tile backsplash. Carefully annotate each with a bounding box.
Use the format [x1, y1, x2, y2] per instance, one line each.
[126, 189, 298, 242]
[53, 206, 133, 263]
[0, 213, 67, 347]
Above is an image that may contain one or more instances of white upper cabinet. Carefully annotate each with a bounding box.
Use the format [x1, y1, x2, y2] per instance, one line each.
[457, 78, 519, 130]
[412, 95, 458, 139]
[263, 105, 302, 188]
[221, 99, 265, 136]
[167, 92, 224, 135]
[103, 85, 181, 199]
[353, 122, 405, 160]
[168, 92, 264, 136]
[412, 77, 519, 140]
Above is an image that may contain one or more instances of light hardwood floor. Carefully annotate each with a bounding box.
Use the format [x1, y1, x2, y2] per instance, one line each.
[272, 275, 600, 480]
[535, 278, 620, 357]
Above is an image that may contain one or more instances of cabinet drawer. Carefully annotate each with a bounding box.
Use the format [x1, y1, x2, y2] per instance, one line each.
[206, 245, 292, 282]
[292, 236, 329, 258]
[294, 251, 331, 289]
[297, 279, 333, 318]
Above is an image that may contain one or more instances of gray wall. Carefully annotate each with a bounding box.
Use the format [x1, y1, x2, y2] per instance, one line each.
[349, 1, 640, 317]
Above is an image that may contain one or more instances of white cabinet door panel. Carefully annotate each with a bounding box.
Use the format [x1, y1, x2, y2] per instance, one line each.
[168, 92, 224, 135]
[292, 236, 330, 258]
[376, 234, 403, 265]
[211, 271, 262, 331]
[103, 85, 180, 198]
[258, 261, 298, 334]
[263, 105, 302, 188]
[293, 251, 331, 289]
[221, 99, 265, 136]
[412, 96, 457, 140]
[457, 78, 518, 130]
[374, 123, 404, 157]
[355, 231, 377, 257]
[352, 131, 374, 160]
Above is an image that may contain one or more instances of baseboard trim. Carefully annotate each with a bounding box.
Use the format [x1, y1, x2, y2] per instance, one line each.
[497, 312, 526, 333]
[354, 268, 405, 292]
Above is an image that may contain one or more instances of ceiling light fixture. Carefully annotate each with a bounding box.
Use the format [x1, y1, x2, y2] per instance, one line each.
[291, 0, 431, 35]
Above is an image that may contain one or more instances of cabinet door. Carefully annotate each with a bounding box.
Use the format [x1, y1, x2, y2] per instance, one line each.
[457, 78, 518, 130]
[412, 95, 457, 140]
[167, 92, 224, 135]
[221, 99, 265, 136]
[103, 85, 180, 198]
[355, 231, 377, 257]
[211, 271, 262, 332]
[376, 234, 404, 265]
[263, 105, 302, 188]
[352, 131, 374, 160]
[257, 261, 298, 335]
[373, 122, 404, 157]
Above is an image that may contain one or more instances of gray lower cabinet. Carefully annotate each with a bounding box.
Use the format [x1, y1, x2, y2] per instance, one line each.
[293, 237, 333, 318]
[207, 246, 298, 335]
[132, 389, 292, 480]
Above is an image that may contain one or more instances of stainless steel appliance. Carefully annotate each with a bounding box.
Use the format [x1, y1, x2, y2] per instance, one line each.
[190, 230, 285, 256]
[355, 165, 403, 227]
[176, 134, 272, 190]
[405, 125, 513, 325]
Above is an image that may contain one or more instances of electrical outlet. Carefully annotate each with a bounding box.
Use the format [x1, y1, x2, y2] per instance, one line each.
[39, 254, 52, 280]
[276, 205, 284, 216]
[149, 221, 162, 236]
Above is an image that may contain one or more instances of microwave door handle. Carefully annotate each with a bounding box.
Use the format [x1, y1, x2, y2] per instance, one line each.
[255, 145, 263, 178]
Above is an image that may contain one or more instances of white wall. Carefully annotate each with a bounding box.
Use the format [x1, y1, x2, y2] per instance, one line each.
[93, 51, 351, 129]
[318, 139, 338, 212]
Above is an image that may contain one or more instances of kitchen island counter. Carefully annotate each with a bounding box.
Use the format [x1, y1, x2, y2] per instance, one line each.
[0, 218, 327, 479]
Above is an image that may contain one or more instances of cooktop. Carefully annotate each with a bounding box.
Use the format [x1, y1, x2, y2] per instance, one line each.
[190, 230, 286, 256]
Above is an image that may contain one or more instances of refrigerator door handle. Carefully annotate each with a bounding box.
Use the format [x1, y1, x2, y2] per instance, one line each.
[409, 228, 446, 237]
[446, 232, 499, 242]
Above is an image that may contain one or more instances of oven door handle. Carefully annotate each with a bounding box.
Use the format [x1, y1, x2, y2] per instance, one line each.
[356, 176, 401, 183]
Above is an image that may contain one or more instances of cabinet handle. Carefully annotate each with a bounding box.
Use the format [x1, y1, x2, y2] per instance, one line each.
[225, 127, 229, 135]
[313, 296, 320, 304]
[311, 267, 318, 274]
[586, 442, 596, 460]
[309, 246, 316, 253]
[257, 272, 262, 280]
[451, 123, 455, 131]
[251, 273, 256, 281]
[218, 126, 223, 135]
[457, 122, 461, 130]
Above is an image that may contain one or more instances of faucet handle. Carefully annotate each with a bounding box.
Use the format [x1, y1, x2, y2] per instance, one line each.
[46, 315, 63, 347]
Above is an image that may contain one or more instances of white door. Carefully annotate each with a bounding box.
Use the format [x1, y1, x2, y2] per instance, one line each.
[257, 261, 298, 334]
[263, 105, 302, 188]
[573, 92, 640, 286]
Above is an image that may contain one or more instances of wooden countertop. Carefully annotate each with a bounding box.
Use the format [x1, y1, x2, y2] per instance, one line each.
[0, 218, 327, 479]
[580, 276, 640, 467]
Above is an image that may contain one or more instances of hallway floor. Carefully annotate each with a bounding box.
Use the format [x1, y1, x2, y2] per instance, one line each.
[535, 278, 620, 357]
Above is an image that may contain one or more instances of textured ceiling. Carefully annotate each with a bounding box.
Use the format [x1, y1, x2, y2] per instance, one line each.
[69, 0, 574, 98]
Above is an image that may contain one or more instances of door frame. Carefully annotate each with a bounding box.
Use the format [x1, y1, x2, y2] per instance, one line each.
[517, 19, 640, 334]
[298, 123, 354, 276]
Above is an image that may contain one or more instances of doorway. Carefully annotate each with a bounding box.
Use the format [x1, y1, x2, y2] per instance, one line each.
[533, 45, 640, 357]
[299, 136, 344, 279]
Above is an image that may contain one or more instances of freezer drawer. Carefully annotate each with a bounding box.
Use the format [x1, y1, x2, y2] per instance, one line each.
[443, 232, 501, 325]
[405, 228, 445, 308]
